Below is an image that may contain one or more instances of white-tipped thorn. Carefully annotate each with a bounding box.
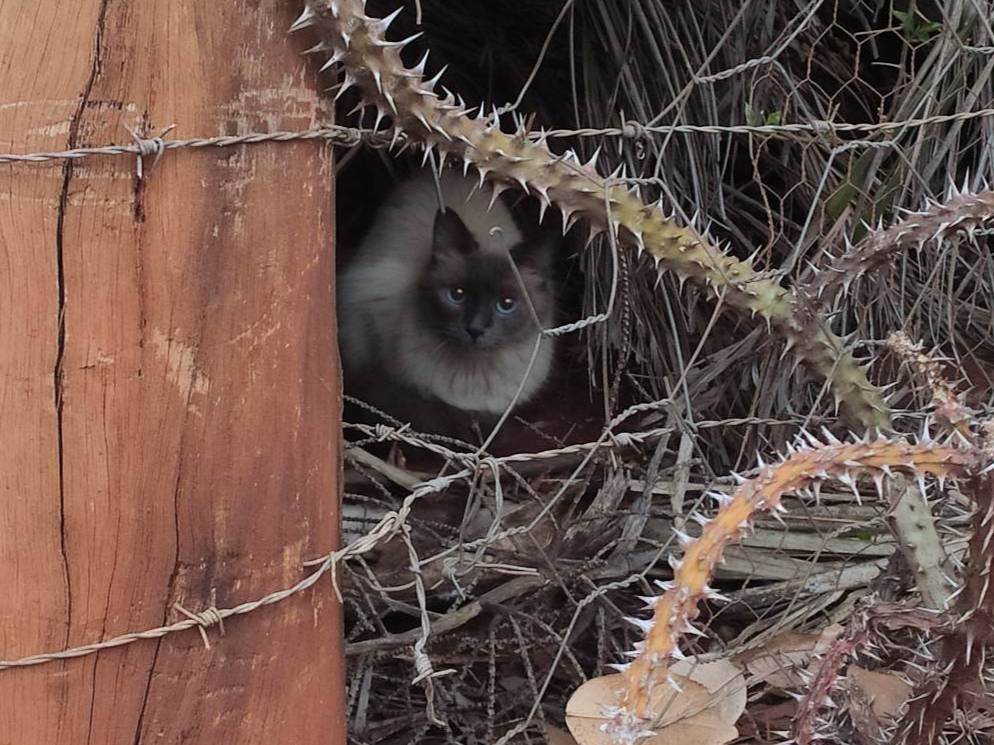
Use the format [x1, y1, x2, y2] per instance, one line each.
[584, 146, 601, 173]
[413, 110, 433, 132]
[289, 5, 315, 32]
[371, 108, 387, 131]
[702, 585, 729, 603]
[706, 490, 733, 508]
[624, 616, 655, 635]
[389, 125, 403, 149]
[837, 472, 856, 490]
[537, 198, 550, 224]
[382, 88, 398, 115]
[334, 72, 355, 101]
[820, 427, 842, 446]
[682, 621, 706, 637]
[799, 429, 823, 449]
[623, 641, 646, 658]
[371, 6, 403, 35]
[424, 64, 448, 90]
[487, 185, 506, 211]
[411, 50, 430, 77]
[690, 513, 711, 528]
[319, 51, 344, 71]
[302, 41, 331, 55]
[376, 31, 423, 49]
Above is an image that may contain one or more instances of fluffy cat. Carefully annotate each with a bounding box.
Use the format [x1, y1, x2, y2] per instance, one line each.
[338, 168, 557, 431]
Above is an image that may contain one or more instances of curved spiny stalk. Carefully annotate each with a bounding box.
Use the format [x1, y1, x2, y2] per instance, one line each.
[293, 0, 890, 429]
[608, 433, 977, 743]
[797, 186, 994, 320]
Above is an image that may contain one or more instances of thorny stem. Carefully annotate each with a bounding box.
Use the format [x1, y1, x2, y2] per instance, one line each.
[297, 0, 891, 429]
[609, 436, 976, 741]
[895, 473, 994, 745]
[796, 189, 994, 322]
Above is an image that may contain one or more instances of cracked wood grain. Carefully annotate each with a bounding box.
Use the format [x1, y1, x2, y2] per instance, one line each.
[0, 2, 345, 743]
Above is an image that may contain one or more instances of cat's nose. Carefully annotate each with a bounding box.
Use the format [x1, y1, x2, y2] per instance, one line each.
[465, 326, 484, 341]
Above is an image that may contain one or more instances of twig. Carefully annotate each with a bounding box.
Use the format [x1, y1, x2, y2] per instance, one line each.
[344, 575, 546, 656]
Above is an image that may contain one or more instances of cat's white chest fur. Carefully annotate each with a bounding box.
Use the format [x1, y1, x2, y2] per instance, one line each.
[393, 311, 553, 414]
[338, 169, 556, 417]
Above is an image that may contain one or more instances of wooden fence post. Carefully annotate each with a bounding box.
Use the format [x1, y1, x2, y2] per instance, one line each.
[0, 1, 345, 743]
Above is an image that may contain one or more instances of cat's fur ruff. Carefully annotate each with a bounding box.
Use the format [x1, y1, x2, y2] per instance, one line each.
[338, 169, 556, 420]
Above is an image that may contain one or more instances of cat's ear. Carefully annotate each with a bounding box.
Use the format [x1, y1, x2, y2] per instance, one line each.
[510, 235, 557, 274]
[432, 208, 476, 258]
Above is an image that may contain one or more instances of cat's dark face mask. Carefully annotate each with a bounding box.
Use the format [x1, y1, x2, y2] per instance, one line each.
[417, 208, 555, 352]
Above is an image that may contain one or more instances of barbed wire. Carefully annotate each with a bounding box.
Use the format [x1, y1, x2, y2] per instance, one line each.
[0, 110, 625, 673]
[0, 124, 396, 168]
[0, 461, 469, 670]
[0, 407, 689, 672]
[2, 387, 771, 672]
[538, 107, 994, 141]
[0, 367, 681, 670]
[3, 106, 994, 173]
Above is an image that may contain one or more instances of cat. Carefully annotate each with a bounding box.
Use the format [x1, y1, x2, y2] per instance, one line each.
[337, 168, 558, 435]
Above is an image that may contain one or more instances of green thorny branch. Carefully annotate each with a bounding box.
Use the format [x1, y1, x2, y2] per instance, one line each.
[293, 0, 892, 430]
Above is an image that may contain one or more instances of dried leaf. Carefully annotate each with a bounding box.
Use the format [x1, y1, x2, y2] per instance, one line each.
[741, 625, 842, 689]
[846, 666, 912, 720]
[565, 659, 746, 745]
[546, 724, 580, 745]
[671, 658, 747, 725]
[844, 665, 913, 742]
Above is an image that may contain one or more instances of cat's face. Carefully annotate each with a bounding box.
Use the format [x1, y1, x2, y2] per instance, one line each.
[416, 208, 556, 353]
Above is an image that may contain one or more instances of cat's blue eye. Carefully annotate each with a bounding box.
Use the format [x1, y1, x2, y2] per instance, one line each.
[496, 297, 517, 314]
[447, 287, 467, 305]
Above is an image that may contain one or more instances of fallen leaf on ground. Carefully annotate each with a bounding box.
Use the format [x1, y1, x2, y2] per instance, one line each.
[846, 666, 912, 720]
[565, 658, 746, 745]
[740, 625, 842, 689]
[545, 724, 579, 745]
